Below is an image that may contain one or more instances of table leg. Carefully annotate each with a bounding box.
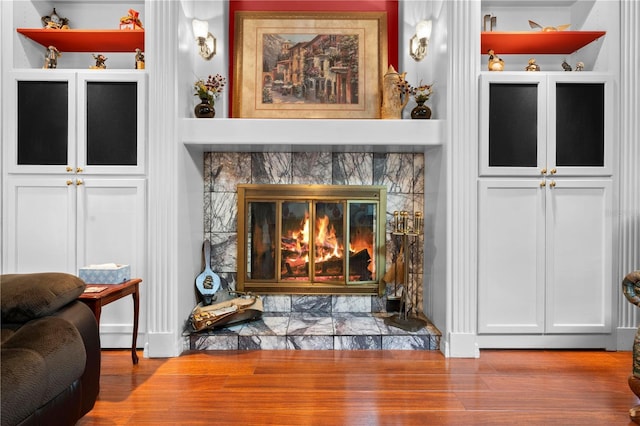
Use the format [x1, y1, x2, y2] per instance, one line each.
[131, 284, 139, 365]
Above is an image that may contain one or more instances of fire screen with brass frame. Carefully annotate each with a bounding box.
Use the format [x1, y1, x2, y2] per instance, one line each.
[237, 184, 387, 295]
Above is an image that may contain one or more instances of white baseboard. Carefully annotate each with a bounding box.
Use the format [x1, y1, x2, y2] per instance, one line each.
[146, 331, 182, 358]
[98, 324, 142, 349]
[446, 332, 480, 358]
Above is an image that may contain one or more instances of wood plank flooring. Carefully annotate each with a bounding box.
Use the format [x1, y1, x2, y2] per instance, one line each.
[77, 349, 639, 425]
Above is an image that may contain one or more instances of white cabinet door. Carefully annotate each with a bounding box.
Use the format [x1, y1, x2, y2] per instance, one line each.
[76, 178, 146, 348]
[76, 178, 146, 271]
[478, 180, 546, 333]
[4, 176, 76, 273]
[545, 179, 612, 333]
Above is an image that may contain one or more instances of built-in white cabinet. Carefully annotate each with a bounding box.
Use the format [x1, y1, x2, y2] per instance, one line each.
[2, 69, 147, 348]
[477, 69, 614, 348]
[478, 179, 612, 336]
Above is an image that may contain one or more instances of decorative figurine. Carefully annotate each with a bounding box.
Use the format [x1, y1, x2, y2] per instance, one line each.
[380, 65, 409, 119]
[525, 58, 541, 71]
[487, 49, 504, 71]
[135, 48, 145, 70]
[41, 8, 70, 29]
[575, 61, 585, 71]
[119, 9, 143, 30]
[90, 54, 108, 69]
[483, 14, 497, 31]
[43, 45, 61, 69]
[528, 20, 570, 32]
[561, 60, 572, 71]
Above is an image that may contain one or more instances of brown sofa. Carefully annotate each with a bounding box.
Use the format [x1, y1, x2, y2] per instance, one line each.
[1, 273, 101, 426]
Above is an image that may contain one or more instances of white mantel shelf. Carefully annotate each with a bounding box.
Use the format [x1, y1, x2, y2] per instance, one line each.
[181, 118, 445, 152]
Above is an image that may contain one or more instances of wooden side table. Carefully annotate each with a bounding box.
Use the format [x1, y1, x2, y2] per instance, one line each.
[79, 278, 142, 365]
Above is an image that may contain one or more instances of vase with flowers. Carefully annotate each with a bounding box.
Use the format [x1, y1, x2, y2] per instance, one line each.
[194, 74, 226, 118]
[409, 82, 433, 119]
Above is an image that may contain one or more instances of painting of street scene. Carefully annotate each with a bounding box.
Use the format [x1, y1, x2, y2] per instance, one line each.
[261, 33, 360, 105]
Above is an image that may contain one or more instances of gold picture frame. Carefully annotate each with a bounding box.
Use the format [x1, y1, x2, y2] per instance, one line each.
[232, 11, 388, 119]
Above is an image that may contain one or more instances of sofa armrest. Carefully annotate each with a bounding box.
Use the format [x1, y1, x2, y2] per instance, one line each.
[53, 301, 101, 416]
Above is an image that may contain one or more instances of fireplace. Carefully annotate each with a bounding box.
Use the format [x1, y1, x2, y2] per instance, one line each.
[237, 184, 387, 295]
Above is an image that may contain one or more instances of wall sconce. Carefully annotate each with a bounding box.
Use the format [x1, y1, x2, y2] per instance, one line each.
[192, 18, 216, 60]
[409, 20, 432, 62]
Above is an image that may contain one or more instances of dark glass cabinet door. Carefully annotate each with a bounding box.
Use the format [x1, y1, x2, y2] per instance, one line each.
[555, 83, 605, 167]
[86, 81, 138, 166]
[488, 83, 539, 168]
[17, 81, 69, 165]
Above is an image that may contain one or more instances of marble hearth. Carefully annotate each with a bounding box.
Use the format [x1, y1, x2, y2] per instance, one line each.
[188, 295, 441, 350]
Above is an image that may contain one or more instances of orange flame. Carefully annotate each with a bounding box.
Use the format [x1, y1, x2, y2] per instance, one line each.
[315, 215, 342, 262]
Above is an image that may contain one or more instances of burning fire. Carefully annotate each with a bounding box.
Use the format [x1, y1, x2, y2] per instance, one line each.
[289, 212, 310, 261]
[283, 212, 374, 277]
[315, 215, 343, 262]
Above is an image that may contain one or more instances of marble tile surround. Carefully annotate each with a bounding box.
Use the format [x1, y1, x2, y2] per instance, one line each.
[203, 151, 425, 310]
[195, 151, 438, 350]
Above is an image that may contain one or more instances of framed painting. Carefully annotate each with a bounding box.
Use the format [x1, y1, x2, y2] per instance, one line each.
[229, 1, 398, 119]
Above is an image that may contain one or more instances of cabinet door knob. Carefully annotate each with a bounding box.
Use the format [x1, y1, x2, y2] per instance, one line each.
[550, 168, 557, 175]
[66, 180, 73, 186]
[66, 166, 73, 173]
[541, 168, 547, 175]
[76, 179, 84, 186]
[540, 180, 546, 187]
[76, 167, 84, 173]
[549, 180, 556, 187]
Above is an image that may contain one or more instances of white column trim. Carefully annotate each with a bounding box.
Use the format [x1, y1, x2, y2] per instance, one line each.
[445, 0, 481, 358]
[617, 0, 640, 349]
[144, 0, 182, 357]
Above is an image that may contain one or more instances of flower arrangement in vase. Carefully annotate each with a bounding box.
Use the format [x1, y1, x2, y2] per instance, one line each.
[193, 74, 226, 118]
[409, 82, 433, 119]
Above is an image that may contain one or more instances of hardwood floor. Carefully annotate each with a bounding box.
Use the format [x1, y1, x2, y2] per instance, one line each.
[78, 349, 639, 425]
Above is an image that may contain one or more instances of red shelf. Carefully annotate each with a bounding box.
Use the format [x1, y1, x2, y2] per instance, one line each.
[16, 28, 144, 53]
[481, 31, 606, 55]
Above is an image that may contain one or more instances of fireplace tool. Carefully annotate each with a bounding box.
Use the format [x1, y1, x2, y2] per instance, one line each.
[384, 211, 428, 332]
[385, 234, 403, 313]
